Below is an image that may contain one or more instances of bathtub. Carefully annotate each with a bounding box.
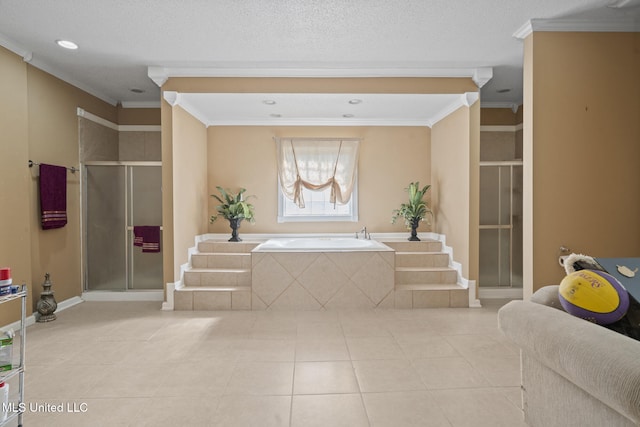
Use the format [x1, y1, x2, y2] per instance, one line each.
[251, 236, 395, 309]
[253, 237, 392, 252]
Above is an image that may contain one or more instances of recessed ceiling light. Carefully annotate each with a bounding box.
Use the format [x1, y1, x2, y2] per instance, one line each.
[130, 88, 145, 94]
[343, 114, 354, 118]
[270, 113, 281, 118]
[348, 99, 362, 105]
[55, 39, 78, 50]
[263, 100, 276, 105]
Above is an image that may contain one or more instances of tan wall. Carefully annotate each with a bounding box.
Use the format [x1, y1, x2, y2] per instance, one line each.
[523, 32, 640, 296]
[117, 106, 161, 126]
[172, 106, 208, 280]
[25, 67, 117, 313]
[469, 102, 480, 282]
[0, 47, 32, 325]
[431, 105, 480, 279]
[164, 77, 478, 95]
[207, 126, 431, 234]
[480, 107, 524, 126]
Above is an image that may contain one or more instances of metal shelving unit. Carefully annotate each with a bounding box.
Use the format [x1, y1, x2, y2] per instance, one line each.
[0, 285, 27, 427]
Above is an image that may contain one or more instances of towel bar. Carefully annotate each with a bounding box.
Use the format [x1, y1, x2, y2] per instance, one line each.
[28, 160, 78, 173]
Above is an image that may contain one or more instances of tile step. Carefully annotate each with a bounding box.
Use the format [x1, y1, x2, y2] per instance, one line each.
[178, 286, 252, 292]
[396, 283, 465, 291]
[395, 267, 455, 272]
[395, 251, 447, 255]
[194, 252, 251, 256]
[187, 268, 250, 273]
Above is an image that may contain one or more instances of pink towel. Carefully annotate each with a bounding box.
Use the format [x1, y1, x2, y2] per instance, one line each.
[133, 226, 161, 253]
[39, 164, 67, 230]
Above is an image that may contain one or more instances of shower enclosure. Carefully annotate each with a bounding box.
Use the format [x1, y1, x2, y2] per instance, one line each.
[82, 162, 163, 291]
[479, 161, 523, 297]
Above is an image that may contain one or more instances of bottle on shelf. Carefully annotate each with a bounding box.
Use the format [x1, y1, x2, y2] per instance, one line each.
[0, 330, 12, 372]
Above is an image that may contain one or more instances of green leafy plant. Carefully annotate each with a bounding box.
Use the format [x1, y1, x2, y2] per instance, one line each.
[391, 182, 432, 229]
[210, 186, 256, 224]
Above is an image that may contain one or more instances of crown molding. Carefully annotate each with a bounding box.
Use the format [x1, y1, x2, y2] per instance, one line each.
[472, 68, 493, 88]
[162, 91, 179, 106]
[163, 91, 211, 126]
[427, 92, 479, 127]
[514, 18, 640, 40]
[463, 92, 480, 107]
[0, 32, 31, 61]
[1, 32, 116, 105]
[205, 118, 436, 127]
[148, 65, 493, 86]
[148, 66, 169, 87]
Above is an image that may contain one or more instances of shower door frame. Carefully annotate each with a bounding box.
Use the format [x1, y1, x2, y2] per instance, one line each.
[478, 160, 523, 298]
[81, 161, 162, 292]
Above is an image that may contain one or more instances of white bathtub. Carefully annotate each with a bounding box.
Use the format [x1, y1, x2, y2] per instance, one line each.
[253, 237, 392, 252]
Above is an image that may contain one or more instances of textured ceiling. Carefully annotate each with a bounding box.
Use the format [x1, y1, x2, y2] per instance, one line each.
[0, 0, 638, 120]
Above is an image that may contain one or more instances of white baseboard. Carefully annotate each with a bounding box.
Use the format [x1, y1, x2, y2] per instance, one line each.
[161, 283, 176, 310]
[81, 290, 164, 301]
[478, 287, 523, 299]
[1, 295, 84, 332]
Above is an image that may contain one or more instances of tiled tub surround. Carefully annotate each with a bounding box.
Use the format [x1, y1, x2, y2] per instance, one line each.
[173, 234, 469, 310]
[251, 240, 395, 310]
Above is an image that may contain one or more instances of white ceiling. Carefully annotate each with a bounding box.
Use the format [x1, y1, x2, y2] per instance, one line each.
[164, 92, 479, 126]
[0, 0, 638, 124]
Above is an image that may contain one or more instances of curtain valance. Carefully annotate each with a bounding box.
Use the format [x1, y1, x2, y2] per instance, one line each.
[276, 138, 360, 208]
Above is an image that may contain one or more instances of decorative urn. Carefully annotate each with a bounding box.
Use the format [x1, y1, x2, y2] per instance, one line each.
[36, 273, 57, 322]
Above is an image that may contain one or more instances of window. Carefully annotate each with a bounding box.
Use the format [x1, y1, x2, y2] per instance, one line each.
[276, 137, 360, 223]
[278, 175, 358, 222]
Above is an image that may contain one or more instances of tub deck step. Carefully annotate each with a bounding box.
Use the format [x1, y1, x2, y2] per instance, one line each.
[174, 286, 252, 310]
[178, 286, 252, 292]
[187, 268, 249, 273]
[395, 284, 469, 308]
[396, 283, 466, 291]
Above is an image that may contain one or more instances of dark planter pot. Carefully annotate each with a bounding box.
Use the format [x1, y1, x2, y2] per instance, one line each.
[408, 217, 421, 241]
[228, 218, 243, 242]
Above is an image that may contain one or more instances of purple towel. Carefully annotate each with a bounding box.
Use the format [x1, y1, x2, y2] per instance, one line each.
[133, 226, 161, 253]
[39, 164, 67, 230]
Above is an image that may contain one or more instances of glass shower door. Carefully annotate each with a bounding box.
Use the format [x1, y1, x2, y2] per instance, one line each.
[84, 163, 162, 291]
[479, 162, 523, 289]
[85, 166, 127, 290]
[128, 166, 162, 289]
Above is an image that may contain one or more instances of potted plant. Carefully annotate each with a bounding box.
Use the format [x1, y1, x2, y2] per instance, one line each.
[391, 182, 432, 241]
[210, 186, 255, 242]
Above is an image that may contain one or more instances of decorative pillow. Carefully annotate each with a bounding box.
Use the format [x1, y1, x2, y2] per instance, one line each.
[530, 285, 564, 310]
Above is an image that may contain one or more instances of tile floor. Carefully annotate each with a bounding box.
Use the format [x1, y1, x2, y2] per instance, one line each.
[10, 300, 525, 427]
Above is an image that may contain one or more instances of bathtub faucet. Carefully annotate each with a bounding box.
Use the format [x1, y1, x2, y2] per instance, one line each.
[356, 226, 370, 240]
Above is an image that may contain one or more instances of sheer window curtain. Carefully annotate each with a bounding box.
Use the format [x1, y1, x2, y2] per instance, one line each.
[276, 138, 360, 208]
